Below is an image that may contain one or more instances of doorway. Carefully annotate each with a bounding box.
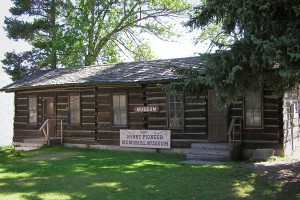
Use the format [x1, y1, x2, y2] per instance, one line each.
[207, 90, 228, 142]
[43, 97, 56, 137]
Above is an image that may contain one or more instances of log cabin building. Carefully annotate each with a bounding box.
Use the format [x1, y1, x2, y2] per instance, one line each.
[1, 57, 299, 159]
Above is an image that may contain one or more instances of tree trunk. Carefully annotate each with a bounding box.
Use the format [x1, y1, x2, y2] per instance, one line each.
[50, 0, 57, 70]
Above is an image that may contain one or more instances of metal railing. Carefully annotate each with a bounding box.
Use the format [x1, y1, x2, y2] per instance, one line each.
[39, 119, 64, 146]
[227, 117, 242, 161]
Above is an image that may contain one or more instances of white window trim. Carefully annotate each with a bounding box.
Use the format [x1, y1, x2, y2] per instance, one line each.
[244, 90, 263, 128]
[168, 94, 184, 128]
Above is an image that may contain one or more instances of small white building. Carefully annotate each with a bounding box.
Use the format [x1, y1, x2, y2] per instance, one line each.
[283, 88, 300, 157]
[0, 68, 13, 146]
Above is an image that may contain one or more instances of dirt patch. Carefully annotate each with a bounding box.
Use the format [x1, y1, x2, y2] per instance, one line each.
[241, 159, 300, 185]
[20, 152, 78, 162]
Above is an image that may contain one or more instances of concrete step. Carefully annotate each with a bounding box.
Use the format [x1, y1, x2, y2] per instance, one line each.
[191, 143, 229, 151]
[185, 143, 231, 162]
[15, 147, 38, 151]
[186, 153, 230, 162]
[188, 149, 229, 157]
[15, 142, 45, 148]
[23, 138, 46, 144]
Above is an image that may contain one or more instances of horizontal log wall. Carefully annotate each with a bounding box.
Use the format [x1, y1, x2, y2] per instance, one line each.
[14, 92, 41, 142]
[14, 85, 285, 151]
[14, 85, 208, 148]
[96, 85, 208, 147]
[230, 88, 283, 151]
[56, 87, 96, 144]
[172, 96, 207, 148]
[97, 86, 149, 145]
[13, 87, 97, 144]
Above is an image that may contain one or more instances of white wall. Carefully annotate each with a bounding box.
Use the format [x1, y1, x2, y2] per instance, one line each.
[0, 69, 13, 146]
[283, 89, 300, 157]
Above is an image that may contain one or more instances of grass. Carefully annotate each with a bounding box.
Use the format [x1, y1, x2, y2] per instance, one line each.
[0, 146, 299, 200]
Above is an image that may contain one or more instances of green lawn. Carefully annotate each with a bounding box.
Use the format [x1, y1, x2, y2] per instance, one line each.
[0, 146, 298, 200]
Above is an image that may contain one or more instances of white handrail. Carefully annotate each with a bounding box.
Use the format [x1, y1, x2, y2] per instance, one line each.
[227, 117, 242, 161]
[39, 119, 50, 144]
[39, 119, 50, 131]
[39, 119, 64, 146]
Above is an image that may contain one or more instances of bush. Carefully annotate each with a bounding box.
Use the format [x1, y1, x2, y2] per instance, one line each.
[0, 145, 20, 158]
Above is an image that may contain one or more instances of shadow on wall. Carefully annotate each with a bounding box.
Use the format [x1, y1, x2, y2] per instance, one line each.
[0, 69, 13, 146]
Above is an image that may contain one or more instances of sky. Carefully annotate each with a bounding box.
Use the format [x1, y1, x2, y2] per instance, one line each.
[0, 0, 203, 146]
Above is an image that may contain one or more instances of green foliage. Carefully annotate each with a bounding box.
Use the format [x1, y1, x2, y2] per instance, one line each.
[2, 0, 191, 80]
[60, 0, 190, 66]
[172, 0, 300, 106]
[0, 145, 20, 159]
[162, 64, 207, 100]
[2, 0, 70, 80]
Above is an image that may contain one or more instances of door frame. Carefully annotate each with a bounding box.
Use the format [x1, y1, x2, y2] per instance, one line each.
[42, 96, 56, 137]
[207, 90, 228, 142]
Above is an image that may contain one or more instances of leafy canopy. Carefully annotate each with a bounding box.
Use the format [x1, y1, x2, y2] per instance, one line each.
[2, 0, 190, 80]
[2, 0, 69, 80]
[171, 0, 300, 107]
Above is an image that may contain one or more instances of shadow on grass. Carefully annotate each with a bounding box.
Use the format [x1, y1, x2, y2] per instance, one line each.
[0, 147, 299, 200]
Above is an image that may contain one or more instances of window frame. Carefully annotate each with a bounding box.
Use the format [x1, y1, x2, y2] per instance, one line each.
[112, 93, 128, 127]
[69, 93, 81, 125]
[167, 94, 184, 129]
[243, 90, 263, 129]
[28, 96, 38, 124]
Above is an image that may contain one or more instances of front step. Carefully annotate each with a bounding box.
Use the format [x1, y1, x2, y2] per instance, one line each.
[23, 138, 46, 145]
[14, 139, 45, 148]
[186, 143, 230, 162]
[14, 137, 62, 150]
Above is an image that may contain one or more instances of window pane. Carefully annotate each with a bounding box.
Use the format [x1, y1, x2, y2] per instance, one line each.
[170, 103, 175, 111]
[245, 91, 262, 127]
[176, 111, 182, 118]
[169, 95, 183, 128]
[28, 97, 37, 124]
[113, 94, 127, 126]
[175, 103, 181, 110]
[246, 117, 253, 126]
[253, 117, 261, 126]
[70, 95, 80, 124]
[245, 99, 253, 108]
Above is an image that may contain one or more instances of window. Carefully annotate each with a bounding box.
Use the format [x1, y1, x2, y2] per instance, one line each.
[245, 91, 262, 127]
[168, 95, 183, 128]
[113, 94, 127, 126]
[28, 97, 37, 124]
[69, 94, 80, 124]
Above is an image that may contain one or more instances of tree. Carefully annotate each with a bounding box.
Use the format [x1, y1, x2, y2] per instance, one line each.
[2, 0, 70, 81]
[3, 0, 190, 80]
[59, 0, 190, 66]
[170, 0, 300, 107]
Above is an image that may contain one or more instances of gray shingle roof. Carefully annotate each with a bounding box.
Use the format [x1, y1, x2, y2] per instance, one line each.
[1, 56, 203, 92]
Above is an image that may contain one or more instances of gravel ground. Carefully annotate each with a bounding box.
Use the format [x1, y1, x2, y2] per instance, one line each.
[241, 152, 300, 185]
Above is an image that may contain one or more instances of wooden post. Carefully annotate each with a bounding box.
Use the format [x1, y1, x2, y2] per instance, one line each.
[47, 121, 50, 145]
[60, 120, 63, 146]
[239, 118, 242, 144]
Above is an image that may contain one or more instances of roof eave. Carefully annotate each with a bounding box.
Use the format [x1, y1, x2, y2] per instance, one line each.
[1, 78, 180, 93]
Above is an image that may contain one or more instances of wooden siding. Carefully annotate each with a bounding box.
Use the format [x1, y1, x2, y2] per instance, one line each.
[14, 87, 97, 144]
[96, 85, 208, 147]
[14, 93, 40, 142]
[13, 85, 284, 151]
[229, 88, 283, 151]
[14, 85, 208, 147]
[56, 88, 96, 144]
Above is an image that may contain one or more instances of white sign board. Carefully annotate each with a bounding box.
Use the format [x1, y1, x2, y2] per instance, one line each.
[120, 129, 171, 149]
